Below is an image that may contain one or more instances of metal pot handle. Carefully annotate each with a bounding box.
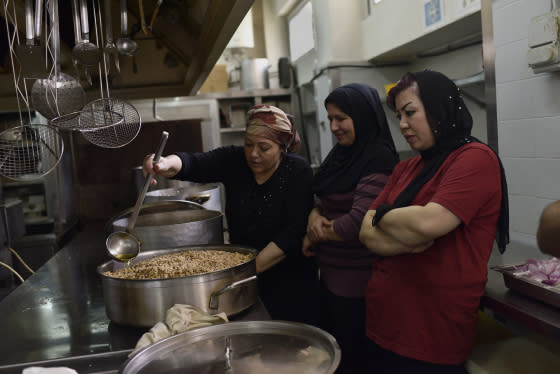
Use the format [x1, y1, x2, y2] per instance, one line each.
[209, 275, 257, 310]
[184, 194, 211, 205]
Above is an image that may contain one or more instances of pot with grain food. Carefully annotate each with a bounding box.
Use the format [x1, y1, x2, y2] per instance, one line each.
[97, 244, 258, 327]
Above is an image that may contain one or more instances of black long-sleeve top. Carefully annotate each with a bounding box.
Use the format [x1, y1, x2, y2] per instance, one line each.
[174, 146, 313, 258]
[173, 147, 318, 322]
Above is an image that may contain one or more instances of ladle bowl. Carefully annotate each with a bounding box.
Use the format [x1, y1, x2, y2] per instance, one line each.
[106, 130, 169, 261]
[116, 0, 139, 57]
[72, 41, 101, 66]
[105, 231, 141, 261]
[115, 37, 138, 56]
[72, 0, 101, 67]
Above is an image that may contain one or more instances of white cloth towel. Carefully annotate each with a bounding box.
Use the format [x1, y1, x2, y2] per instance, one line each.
[22, 367, 78, 374]
[130, 304, 228, 356]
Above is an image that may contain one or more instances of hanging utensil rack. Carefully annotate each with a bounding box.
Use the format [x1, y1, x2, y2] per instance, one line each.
[49, 0, 142, 149]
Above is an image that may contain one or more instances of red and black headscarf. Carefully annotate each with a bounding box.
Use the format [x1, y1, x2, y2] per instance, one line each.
[377, 70, 509, 253]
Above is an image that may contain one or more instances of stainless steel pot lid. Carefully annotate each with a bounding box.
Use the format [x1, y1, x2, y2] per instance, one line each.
[104, 200, 205, 234]
[120, 321, 340, 374]
[145, 183, 220, 198]
[113, 209, 223, 228]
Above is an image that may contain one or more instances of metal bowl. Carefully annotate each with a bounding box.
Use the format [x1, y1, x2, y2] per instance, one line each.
[120, 321, 341, 373]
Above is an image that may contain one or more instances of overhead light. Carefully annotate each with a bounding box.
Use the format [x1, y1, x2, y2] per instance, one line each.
[373, 0, 382, 4]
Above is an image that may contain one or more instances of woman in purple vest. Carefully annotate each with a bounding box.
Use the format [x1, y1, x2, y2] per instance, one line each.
[302, 83, 399, 373]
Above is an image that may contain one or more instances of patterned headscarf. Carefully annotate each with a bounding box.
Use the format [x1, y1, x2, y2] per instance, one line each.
[246, 104, 301, 152]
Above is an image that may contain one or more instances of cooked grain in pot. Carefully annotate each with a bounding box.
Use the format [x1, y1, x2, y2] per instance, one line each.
[104, 250, 254, 279]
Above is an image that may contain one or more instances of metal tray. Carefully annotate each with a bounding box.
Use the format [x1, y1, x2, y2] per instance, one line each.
[492, 264, 560, 308]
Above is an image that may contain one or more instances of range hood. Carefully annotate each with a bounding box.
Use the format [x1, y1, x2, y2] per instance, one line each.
[0, 0, 254, 110]
[368, 11, 482, 65]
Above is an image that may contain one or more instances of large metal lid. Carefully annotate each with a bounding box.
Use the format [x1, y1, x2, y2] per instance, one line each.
[104, 200, 205, 235]
[145, 183, 220, 198]
[113, 209, 222, 228]
[120, 321, 340, 374]
[144, 184, 222, 212]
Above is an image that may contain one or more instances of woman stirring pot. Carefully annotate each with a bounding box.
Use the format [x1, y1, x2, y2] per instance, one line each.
[143, 104, 319, 324]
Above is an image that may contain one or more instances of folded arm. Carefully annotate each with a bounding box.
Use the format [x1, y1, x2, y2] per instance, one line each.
[359, 202, 461, 256]
[359, 210, 433, 256]
[378, 202, 461, 245]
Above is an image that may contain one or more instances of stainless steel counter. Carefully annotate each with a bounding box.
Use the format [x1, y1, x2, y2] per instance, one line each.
[0, 223, 269, 371]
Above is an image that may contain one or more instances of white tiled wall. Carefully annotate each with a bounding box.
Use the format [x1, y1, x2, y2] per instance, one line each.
[492, 0, 560, 263]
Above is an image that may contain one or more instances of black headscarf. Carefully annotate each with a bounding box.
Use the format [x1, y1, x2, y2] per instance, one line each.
[373, 70, 509, 253]
[312, 83, 399, 196]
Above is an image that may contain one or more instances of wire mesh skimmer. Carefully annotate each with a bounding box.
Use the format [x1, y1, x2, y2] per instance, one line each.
[78, 97, 140, 148]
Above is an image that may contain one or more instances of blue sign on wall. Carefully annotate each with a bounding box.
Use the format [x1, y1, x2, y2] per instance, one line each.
[424, 0, 443, 28]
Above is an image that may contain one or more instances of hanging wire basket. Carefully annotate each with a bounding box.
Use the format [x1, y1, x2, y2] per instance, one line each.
[78, 97, 141, 148]
[49, 111, 83, 130]
[0, 123, 64, 181]
[1, 0, 65, 181]
[49, 108, 124, 131]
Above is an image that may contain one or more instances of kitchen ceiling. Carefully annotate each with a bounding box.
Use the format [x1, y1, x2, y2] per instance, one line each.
[0, 0, 254, 110]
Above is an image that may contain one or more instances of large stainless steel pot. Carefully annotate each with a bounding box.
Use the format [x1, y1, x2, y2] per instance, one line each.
[109, 205, 224, 250]
[145, 183, 222, 212]
[120, 321, 341, 373]
[97, 245, 258, 327]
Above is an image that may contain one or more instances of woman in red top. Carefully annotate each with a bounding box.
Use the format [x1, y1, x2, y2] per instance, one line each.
[359, 70, 509, 373]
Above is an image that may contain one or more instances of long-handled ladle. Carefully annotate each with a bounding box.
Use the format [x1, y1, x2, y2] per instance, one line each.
[115, 0, 139, 56]
[106, 131, 169, 262]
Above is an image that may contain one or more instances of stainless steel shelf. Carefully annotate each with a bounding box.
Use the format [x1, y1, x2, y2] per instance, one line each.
[454, 71, 485, 88]
[220, 127, 246, 133]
